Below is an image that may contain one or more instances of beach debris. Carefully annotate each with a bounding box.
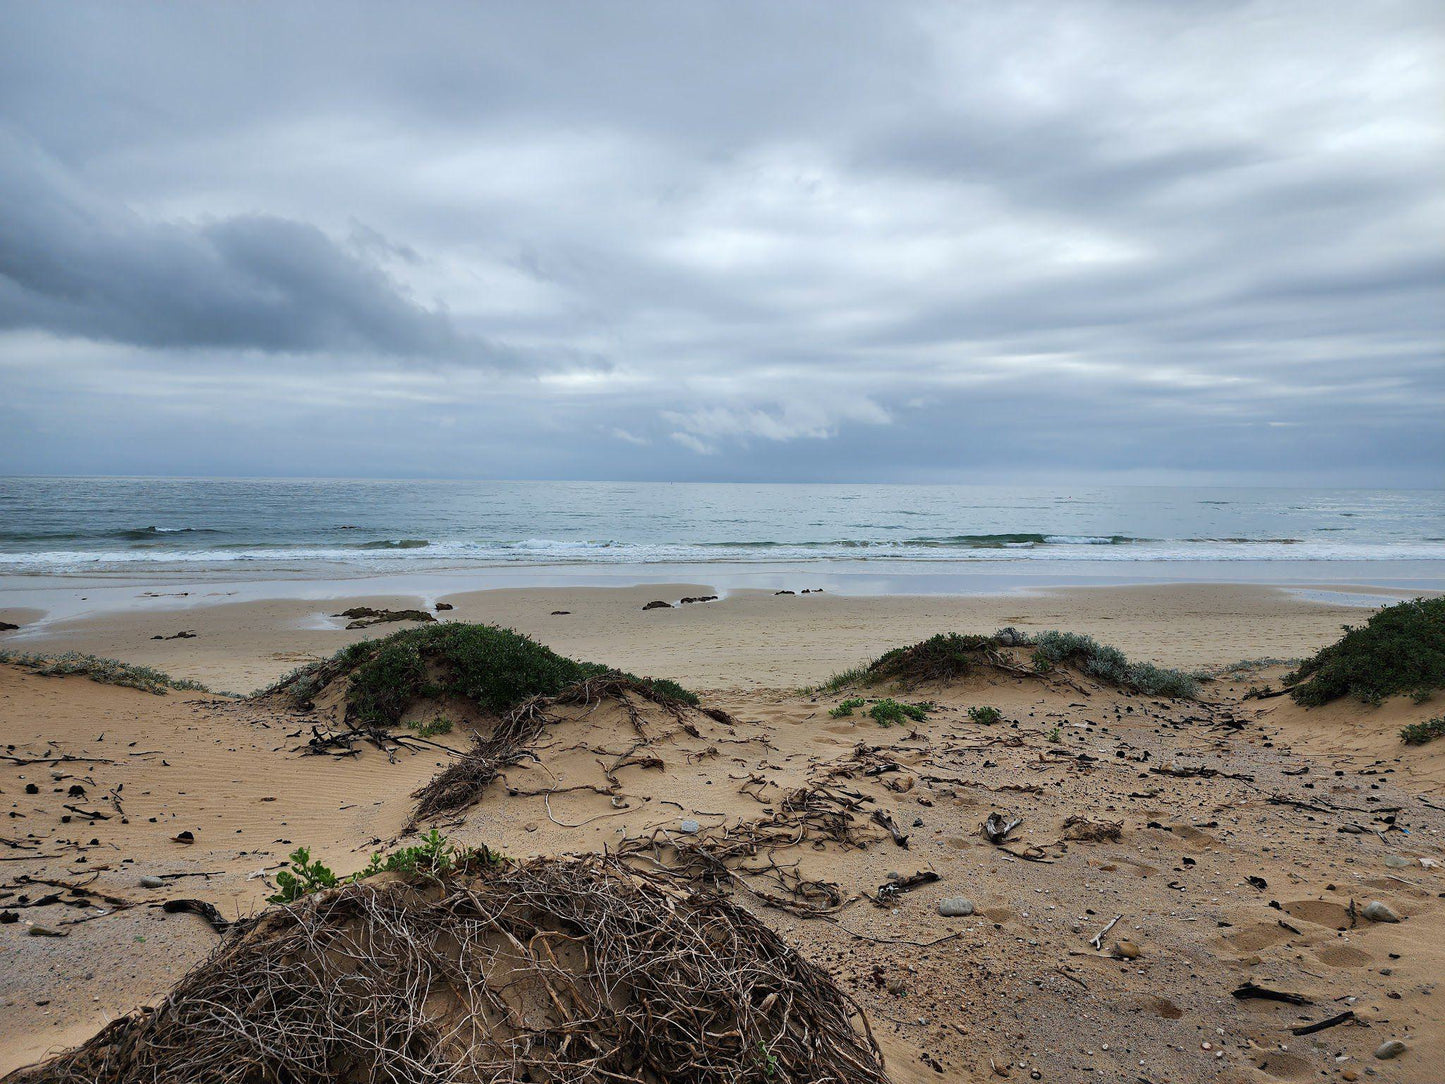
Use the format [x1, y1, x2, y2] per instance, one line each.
[0, 621, 20, 631]
[160, 898, 231, 934]
[642, 600, 672, 610]
[149, 630, 196, 640]
[1230, 982, 1313, 1005]
[1374, 1040, 1408, 1060]
[1383, 855, 1411, 868]
[13, 857, 892, 1084]
[679, 818, 701, 834]
[983, 812, 1022, 845]
[335, 607, 436, 629]
[1110, 940, 1141, 960]
[26, 924, 67, 937]
[1290, 1010, 1355, 1035]
[873, 870, 940, 906]
[171, 830, 195, 845]
[1089, 914, 1122, 950]
[434, 602, 453, 611]
[138, 875, 165, 889]
[937, 896, 974, 917]
[680, 595, 718, 604]
[1060, 815, 1121, 842]
[872, 809, 910, 848]
[774, 590, 795, 595]
[1362, 900, 1401, 923]
[550, 610, 570, 615]
[1246, 875, 1268, 890]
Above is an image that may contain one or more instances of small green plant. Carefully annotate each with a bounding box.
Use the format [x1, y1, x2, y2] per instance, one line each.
[1410, 689, 1434, 705]
[756, 1039, 779, 1079]
[967, 705, 1002, 725]
[1243, 684, 1273, 699]
[1031, 650, 1054, 674]
[269, 846, 341, 903]
[829, 697, 866, 718]
[412, 713, 454, 738]
[1046, 726, 1062, 743]
[867, 699, 930, 726]
[269, 831, 498, 904]
[1400, 716, 1445, 746]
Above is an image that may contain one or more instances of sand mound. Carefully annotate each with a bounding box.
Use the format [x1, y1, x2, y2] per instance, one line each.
[5, 855, 889, 1084]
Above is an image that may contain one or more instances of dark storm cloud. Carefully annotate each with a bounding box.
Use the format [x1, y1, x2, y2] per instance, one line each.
[0, 0, 1440, 482]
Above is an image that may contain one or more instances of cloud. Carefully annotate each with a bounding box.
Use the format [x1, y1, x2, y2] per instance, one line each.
[0, 128, 519, 364]
[0, 1, 1440, 482]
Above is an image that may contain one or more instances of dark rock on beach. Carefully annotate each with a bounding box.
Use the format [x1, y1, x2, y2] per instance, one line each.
[642, 600, 672, 610]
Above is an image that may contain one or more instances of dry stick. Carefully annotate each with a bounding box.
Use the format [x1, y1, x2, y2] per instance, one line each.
[1090, 914, 1122, 950]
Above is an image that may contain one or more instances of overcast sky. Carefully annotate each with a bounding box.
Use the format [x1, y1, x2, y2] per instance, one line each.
[1, 1, 1441, 484]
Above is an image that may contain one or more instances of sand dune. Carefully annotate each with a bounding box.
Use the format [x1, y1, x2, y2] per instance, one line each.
[3, 621, 1442, 1082]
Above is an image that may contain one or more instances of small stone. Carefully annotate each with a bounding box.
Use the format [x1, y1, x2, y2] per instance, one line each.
[27, 925, 66, 938]
[1373, 1040, 1407, 1060]
[1383, 855, 1411, 869]
[1111, 940, 1141, 959]
[679, 819, 701, 834]
[1362, 901, 1401, 923]
[642, 600, 672, 610]
[1342, 1070, 1359, 1081]
[138, 876, 165, 889]
[938, 897, 974, 917]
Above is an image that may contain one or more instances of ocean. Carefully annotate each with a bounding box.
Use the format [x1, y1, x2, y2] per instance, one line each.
[1, 478, 1442, 581]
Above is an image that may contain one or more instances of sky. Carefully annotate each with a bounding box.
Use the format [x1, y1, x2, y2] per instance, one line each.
[0, 1, 1441, 485]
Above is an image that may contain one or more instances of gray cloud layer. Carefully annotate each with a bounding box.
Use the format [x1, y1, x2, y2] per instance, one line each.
[0, 0, 1440, 483]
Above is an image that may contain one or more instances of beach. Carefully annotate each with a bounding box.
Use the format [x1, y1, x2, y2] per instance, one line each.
[4, 570, 1445, 1081]
[2, 578, 1433, 694]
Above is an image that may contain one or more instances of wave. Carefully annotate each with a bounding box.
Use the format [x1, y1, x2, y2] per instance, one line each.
[357, 539, 430, 550]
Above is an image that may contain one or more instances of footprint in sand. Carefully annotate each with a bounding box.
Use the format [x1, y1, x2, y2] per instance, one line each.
[1314, 944, 1372, 968]
[1283, 899, 1352, 929]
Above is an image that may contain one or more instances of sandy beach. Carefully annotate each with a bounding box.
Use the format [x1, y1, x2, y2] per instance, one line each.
[1, 580, 1427, 695]
[3, 579, 1443, 1082]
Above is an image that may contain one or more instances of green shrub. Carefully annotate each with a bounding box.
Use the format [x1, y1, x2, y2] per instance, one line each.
[1028, 630, 1198, 698]
[867, 699, 930, 726]
[829, 698, 866, 718]
[269, 623, 697, 727]
[0, 649, 211, 696]
[967, 705, 1002, 725]
[1400, 716, 1445, 746]
[1286, 598, 1445, 707]
[867, 633, 997, 687]
[1046, 726, 1062, 743]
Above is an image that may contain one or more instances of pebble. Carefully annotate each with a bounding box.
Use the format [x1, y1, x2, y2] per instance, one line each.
[1383, 855, 1411, 869]
[139, 875, 165, 889]
[1373, 1039, 1407, 1060]
[679, 819, 701, 834]
[938, 897, 975, 917]
[1362, 901, 1401, 923]
[1112, 940, 1141, 960]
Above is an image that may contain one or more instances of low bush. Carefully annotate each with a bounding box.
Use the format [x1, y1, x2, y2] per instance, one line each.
[867, 699, 930, 726]
[0, 649, 211, 696]
[1285, 597, 1445, 707]
[1400, 717, 1445, 746]
[267, 623, 698, 727]
[1029, 630, 1199, 698]
[829, 698, 866, 718]
[967, 705, 1002, 725]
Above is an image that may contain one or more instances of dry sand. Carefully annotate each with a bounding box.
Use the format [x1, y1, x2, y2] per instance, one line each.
[0, 580, 1420, 694]
[1, 584, 1442, 1082]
